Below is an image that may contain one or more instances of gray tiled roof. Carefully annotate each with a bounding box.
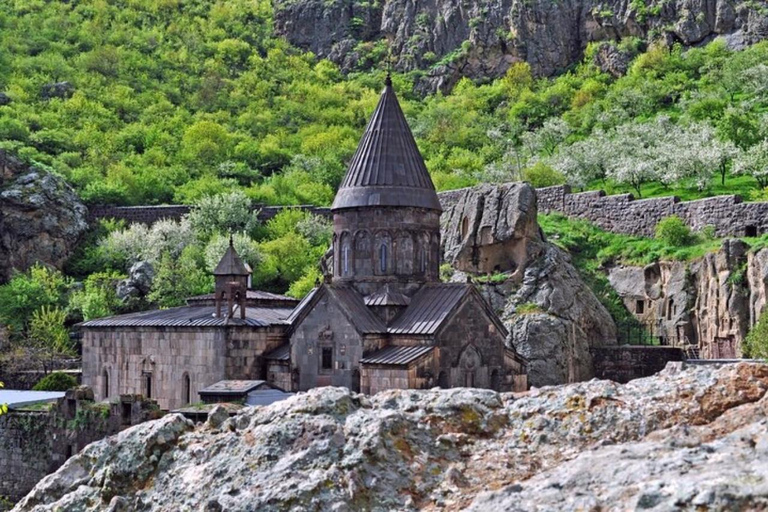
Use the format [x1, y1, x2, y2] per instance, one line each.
[287, 285, 387, 334]
[388, 283, 471, 335]
[199, 380, 268, 395]
[360, 345, 434, 365]
[264, 343, 290, 361]
[80, 305, 293, 328]
[246, 389, 294, 407]
[331, 76, 442, 212]
[285, 287, 319, 326]
[213, 244, 250, 276]
[329, 285, 387, 333]
[364, 284, 411, 306]
[187, 290, 297, 303]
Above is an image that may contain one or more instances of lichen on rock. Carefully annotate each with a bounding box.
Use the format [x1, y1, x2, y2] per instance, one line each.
[12, 363, 768, 511]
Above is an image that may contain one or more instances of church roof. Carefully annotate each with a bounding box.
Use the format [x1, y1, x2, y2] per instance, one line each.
[331, 76, 442, 212]
[360, 345, 434, 366]
[286, 285, 386, 334]
[80, 305, 293, 328]
[364, 284, 411, 307]
[187, 290, 299, 308]
[388, 283, 471, 335]
[213, 242, 250, 276]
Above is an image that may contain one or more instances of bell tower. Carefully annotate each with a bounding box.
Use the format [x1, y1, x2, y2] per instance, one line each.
[331, 75, 442, 297]
[213, 237, 250, 319]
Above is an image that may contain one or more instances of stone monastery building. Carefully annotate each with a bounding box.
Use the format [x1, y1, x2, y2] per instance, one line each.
[81, 77, 528, 410]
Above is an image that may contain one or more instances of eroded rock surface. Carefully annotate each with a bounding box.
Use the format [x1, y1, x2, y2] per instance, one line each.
[609, 239, 768, 358]
[14, 363, 768, 511]
[441, 183, 616, 386]
[0, 150, 88, 283]
[274, 0, 768, 92]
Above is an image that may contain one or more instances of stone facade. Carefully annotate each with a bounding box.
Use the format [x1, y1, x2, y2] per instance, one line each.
[537, 185, 768, 238]
[332, 206, 441, 296]
[591, 346, 685, 383]
[0, 387, 156, 503]
[82, 325, 285, 410]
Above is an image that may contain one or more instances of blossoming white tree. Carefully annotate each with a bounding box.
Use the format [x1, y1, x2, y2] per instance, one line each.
[734, 139, 768, 188]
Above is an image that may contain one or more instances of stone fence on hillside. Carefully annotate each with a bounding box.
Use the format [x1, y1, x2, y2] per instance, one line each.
[89, 204, 331, 225]
[536, 185, 768, 238]
[90, 185, 768, 239]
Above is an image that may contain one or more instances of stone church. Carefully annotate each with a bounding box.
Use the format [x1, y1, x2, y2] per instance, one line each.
[81, 77, 527, 409]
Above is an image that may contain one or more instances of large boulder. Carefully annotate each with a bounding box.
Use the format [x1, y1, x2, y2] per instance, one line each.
[274, 0, 768, 92]
[440, 183, 617, 386]
[13, 363, 768, 511]
[0, 151, 88, 283]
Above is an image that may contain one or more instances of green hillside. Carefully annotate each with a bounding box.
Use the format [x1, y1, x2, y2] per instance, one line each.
[1, 0, 768, 208]
[3, 0, 768, 344]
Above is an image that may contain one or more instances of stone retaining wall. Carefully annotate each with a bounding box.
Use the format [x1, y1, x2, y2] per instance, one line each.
[537, 185, 768, 238]
[591, 346, 685, 383]
[0, 388, 156, 504]
[91, 186, 768, 239]
[89, 204, 331, 225]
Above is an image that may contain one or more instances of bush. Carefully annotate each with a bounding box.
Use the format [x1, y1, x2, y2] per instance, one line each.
[654, 215, 693, 247]
[187, 191, 258, 240]
[522, 162, 566, 188]
[744, 308, 768, 359]
[32, 372, 77, 391]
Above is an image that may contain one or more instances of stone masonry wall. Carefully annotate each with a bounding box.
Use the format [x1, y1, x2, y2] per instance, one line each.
[92, 186, 768, 239]
[537, 185, 768, 238]
[89, 204, 331, 225]
[0, 388, 156, 504]
[591, 346, 685, 384]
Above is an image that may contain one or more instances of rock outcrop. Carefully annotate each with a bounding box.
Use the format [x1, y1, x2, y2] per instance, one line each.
[440, 183, 617, 386]
[0, 150, 88, 284]
[14, 362, 768, 511]
[608, 239, 768, 358]
[274, 0, 768, 92]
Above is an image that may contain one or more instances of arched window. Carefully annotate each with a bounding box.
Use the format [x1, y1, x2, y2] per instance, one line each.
[379, 243, 388, 273]
[143, 372, 152, 399]
[102, 369, 109, 399]
[182, 373, 191, 405]
[437, 371, 449, 389]
[343, 245, 350, 275]
[339, 232, 351, 276]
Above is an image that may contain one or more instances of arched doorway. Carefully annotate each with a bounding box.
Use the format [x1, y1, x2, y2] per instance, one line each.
[458, 345, 482, 388]
[437, 371, 449, 389]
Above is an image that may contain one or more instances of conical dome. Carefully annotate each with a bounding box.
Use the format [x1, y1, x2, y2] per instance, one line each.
[331, 76, 442, 211]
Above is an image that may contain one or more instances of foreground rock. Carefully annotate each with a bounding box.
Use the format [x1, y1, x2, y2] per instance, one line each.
[14, 363, 768, 511]
[0, 150, 88, 283]
[440, 183, 617, 386]
[274, 0, 768, 92]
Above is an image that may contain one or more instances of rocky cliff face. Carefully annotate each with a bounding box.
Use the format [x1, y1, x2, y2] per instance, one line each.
[13, 362, 768, 511]
[0, 151, 88, 284]
[274, 0, 768, 92]
[608, 239, 768, 358]
[440, 183, 617, 387]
